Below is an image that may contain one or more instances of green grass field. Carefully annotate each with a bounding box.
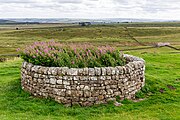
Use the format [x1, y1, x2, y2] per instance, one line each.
[0, 23, 180, 120]
[0, 22, 180, 54]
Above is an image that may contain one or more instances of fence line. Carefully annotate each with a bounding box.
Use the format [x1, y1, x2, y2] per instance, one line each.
[124, 27, 147, 46]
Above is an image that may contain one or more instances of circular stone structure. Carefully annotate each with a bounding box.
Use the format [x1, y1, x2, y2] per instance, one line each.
[21, 54, 145, 106]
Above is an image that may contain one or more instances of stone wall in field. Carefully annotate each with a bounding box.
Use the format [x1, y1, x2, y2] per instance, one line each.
[21, 54, 145, 106]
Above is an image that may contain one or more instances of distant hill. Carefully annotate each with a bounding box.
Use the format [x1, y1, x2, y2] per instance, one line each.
[0, 19, 16, 24]
[1, 18, 180, 24]
[0, 19, 40, 24]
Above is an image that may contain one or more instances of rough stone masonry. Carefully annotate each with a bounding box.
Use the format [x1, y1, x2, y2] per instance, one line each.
[21, 54, 145, 106]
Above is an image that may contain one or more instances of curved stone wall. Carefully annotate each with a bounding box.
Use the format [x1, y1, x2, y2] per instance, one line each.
[21, 54, 145, 106]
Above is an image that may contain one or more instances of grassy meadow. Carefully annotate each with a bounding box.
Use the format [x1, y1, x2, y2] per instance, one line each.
[0, 22, 180, 54]
[0, 22, 180, 120]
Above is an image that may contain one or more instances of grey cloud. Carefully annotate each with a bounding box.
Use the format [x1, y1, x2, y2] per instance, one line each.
[142, 0, 180, 13]
[0, 0, 180, 19]
[112, 0, 180, 14]
[113, 0, 128, 4]
[0, 0, 83, 4]
[54, 0, 82, 4]
[0, 0, 83, 10]
[0, 0, 35, 3]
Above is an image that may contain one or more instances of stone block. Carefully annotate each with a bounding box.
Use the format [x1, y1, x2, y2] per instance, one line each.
[95, 67, 101, 76]
[67, 68, 78, 76]
[50, 78, 56, 85]
[57, 80, 62, 84]
[83, 68, 89, 75]
[61, 67, 68, 75]
[101, 67, 106, 75]
[89, 68, 95, 76]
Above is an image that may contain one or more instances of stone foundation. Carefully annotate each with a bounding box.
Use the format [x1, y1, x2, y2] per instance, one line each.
[21, 54, 145, 106]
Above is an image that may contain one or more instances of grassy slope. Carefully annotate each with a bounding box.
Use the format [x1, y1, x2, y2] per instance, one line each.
[0, 48, 179, 120]
[0, 22, 180, 54]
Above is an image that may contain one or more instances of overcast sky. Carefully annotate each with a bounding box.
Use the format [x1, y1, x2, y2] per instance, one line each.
[0, 0, 180, 20]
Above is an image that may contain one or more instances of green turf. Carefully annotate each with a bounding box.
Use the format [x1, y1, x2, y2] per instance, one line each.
[0, 48, 179, 120]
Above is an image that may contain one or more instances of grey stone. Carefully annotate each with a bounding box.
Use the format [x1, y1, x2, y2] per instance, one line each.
[95, 67, 101, 76]
[57, 80, 62, 84]
[83, 68, 89, 75]
[67, 76, 73, 80]
[76, 86, 81, 90]
[90, 77, 97, 81]
[106, 67, 111, 75]
[128, 62, 135, 68]
[90, 87, 94, 91]
[123, 78, 128, 83]
[99, 76, 106, 80]
[78, 68, 83, 75]
[22, 62, 27, 68]
[66, 86, 71, 90]
[105, 86, 110, 90]
[48, 67, 54, 75]
[81, 101, 93, 106]
[80, 76, 89, 81]
[106, 98, 116, 101]
[67, 68, 78, 76]
[84, 86, 90, 90]
[80, 85, 84, 89]
[122, 66, 127, 74]
[34, 73, 38, 78]
[84, 91, 91, 97]
[114, 101, 123, 107]
[57, 68, 62, 75]
[44, 78, 50, 83]
[73, 76, 79, 81]
[88, 97, 95, 102]
[125, 64, 132, 74]
[101, 67, 106, 75]
[26, 63, 33, 71]
[110, 67, 116, 75]
[63, 76, 68, 80]
[39, 67, 48, 75]
[50, 78, 56, 84]
[106, 76, 111, 80]
[107, 89, 113, 94]
[31, 66, 40, 72]
[114, 91, 121, 96]
[115, 75, 119, 80]
[61, 67, 68, 75]
[98, 95, 104, 100]
[116, 66, 123, 74]
[76, 91, 83, 97]
[89, 68, 95, 76]
[47, 70, 51, 75]
[37, 79, 42, 83]
[52, 67, 58, 76]
[63, 81, 70, 85]
[66, 90, 71, 97]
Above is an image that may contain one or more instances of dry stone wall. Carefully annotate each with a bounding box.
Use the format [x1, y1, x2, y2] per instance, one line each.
[21, 54, 145, 106]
